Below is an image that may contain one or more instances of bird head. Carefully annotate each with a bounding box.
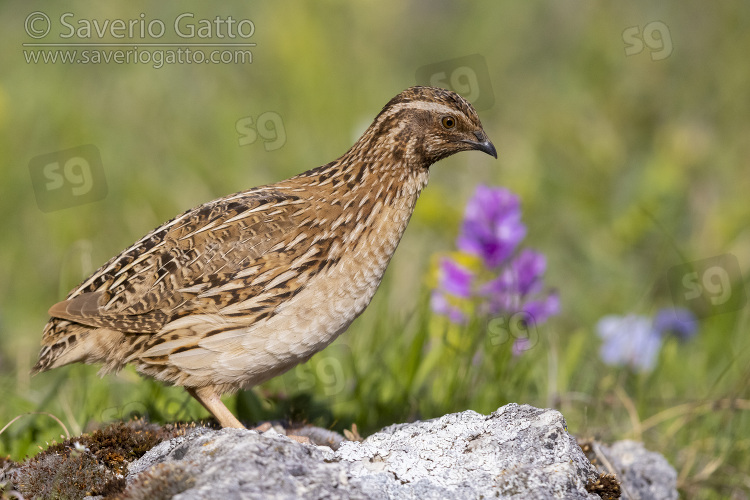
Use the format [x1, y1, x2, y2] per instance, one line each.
[366, 86, 497, 167]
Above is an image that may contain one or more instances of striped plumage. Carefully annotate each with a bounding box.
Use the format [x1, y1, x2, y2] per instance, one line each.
[33, 86, 497, 428]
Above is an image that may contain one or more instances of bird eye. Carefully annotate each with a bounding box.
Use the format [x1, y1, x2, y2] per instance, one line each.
[441, 116, 456, 129]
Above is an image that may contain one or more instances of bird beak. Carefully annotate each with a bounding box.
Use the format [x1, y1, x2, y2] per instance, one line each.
[461, 130, 497, 159]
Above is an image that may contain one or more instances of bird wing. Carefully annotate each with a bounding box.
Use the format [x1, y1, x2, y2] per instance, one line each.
[46, 187, 313, 334]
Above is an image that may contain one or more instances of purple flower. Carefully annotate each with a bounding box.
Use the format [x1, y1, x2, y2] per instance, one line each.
[430, 290, 466, 324]
[596, 315, 662, 373]
[478, 249, 559, 323]
[521, 293, 560, 325]
[457, 186, 526, 269]
[479, 269, 516, 311]
[653, 308, 698, 340]
[512, 337, 532, 356]
[437, 258, 473, 298]
[430, 258, 474, 324]
[513, 249, 548, 295]
[431, 185, 558, 328]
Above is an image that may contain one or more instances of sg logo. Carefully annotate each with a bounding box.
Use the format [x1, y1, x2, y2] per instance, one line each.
[236, 111, 287, 151]
[44, 157, 95, 196]
[29, 144, 107, 212]
[416, 54, 495, 111]
[283, 343, 352, 401]
[667, 254, 747, 318]
[487, 311, 538, 350]
[623, 21, 673, 61]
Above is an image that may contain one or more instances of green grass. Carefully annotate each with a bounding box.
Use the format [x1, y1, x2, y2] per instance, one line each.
[1, 1, 750, 498]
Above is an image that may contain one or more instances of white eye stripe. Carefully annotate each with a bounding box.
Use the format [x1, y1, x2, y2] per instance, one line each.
[379, 101, 467, 123]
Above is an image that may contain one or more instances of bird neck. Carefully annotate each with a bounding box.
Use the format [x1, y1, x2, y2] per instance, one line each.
[341, 124, 432, 171]
[325, 150, 430, 215]
[287, 125, 432, 221]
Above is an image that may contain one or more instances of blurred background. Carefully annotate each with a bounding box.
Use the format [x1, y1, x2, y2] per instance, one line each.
[1, 1, 748, 497]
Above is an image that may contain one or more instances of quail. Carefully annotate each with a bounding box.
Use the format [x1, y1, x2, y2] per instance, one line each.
[33, 86, 497, 428]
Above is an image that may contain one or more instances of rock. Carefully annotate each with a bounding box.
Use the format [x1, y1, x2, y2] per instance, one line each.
[334, 403, 602, 499]
[590, 440, 678, 500]
[121, 404, 606, 499]
[123, 427, 357, 500]
[2, 405, 681, 499]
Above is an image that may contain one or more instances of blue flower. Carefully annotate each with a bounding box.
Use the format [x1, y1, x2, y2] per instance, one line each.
[597, 314, 662, 373]
[596, 309, 700, 372]
[653, 307, 697, 340]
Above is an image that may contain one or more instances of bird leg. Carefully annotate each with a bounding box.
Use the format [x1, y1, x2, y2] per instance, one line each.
[187, 386, 245, 429]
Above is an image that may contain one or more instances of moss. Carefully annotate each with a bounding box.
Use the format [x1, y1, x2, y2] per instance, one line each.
[578, 440, 599, 466]
[112, 462, 197, 500]
[578, 440, 622, 499]
[586, 472, 621, 500]
[0, 455, 19, 499]
[98, 477, 128, 497]
[13, 450, 116, 499]
[9, 419, 189, 500]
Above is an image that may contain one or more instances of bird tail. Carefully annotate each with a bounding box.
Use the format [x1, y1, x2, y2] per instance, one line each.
[32, 318, 126, 375]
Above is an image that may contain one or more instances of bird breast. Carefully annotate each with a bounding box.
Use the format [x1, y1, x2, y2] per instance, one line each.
[163, 166, 430, 388]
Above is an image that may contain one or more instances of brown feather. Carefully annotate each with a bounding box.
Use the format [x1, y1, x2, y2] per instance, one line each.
[33, 86, 497, 426]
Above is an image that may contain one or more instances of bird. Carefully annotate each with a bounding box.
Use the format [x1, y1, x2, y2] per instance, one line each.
[32, 86, 497, 429]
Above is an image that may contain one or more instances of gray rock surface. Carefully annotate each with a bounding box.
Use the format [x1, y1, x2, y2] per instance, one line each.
[334, 404, 600, 499]
[123, 426, 356, 500]
[592, 440, 678, 500]
[121, 404, 604, 499]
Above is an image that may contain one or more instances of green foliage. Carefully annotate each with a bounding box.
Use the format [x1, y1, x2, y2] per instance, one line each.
[1, 1, 749, 499]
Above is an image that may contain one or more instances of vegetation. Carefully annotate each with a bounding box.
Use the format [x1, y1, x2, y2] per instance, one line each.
[1, 2, 748, 498]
